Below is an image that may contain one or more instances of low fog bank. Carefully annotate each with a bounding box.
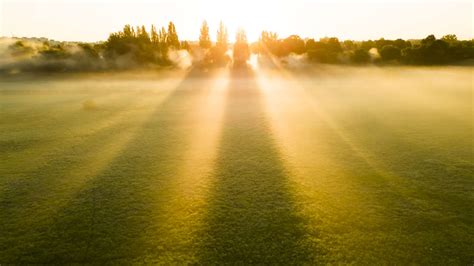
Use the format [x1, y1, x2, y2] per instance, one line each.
[1, 33, 473, 76]
[0, 37, 196, 75]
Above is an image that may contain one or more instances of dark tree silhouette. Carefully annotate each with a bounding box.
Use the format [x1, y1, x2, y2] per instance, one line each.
[380, 45, 401, 61]
[167, 22, 180, 49]
[2, 22, 473, 74]
[306, 37, 341, 63]
[343, 40, 355, 50]
[101, 22, 183, 67]
[281, 35, 305, 56]
[350, 48, 370, 64]
[442, 34, 458, 44]
[150, 25, 159, 45]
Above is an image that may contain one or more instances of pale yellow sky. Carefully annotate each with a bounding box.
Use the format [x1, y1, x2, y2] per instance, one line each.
[0, 0, 472, 42]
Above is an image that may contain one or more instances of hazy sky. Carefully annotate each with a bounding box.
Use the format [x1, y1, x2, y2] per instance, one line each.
[0, 0, 472, 42]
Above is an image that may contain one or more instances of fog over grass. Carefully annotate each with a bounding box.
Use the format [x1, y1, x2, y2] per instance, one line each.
[1, 29, 473, 75]
[0, 65, 472, 264]
[0, 37, 194, 74]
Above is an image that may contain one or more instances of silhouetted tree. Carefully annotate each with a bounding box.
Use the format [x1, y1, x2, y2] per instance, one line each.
[442, 34, 457, 44]
[216, 21, 228, 51]
[233, 29, 250, 66]
[151, 25, 159, 44]
[401, 34, 455, 64]
[123, 24, 133, 38]
[39, 43, 70, 60]
[360, 40, 375, 51]
[281, 35, 305, 56]
[394, 38, 411, 49]
[322, 37, 342, 53]
[199, 21, 211, 49]
[209, 21, 229, 66]
[380, 45, 401, 62]
[259, 31, 280, 56]
[167, 22, 180, 49]
[103, 24, 176, 67]
[8, 41, 34, 57]
[350, 48, 370, 64]
[306, 37, 342, 63]
[159, 27, 167, 44]
[138, 25, 150, 43]
[343, 40, 355, 50]
[421, 34, 436, 46]
[78, 43, 100, 59]
[5, 22, 473, 73]
[181, 40, 190, 51]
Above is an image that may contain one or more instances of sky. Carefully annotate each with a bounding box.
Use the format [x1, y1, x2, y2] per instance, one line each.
[0, 0, 472, 42]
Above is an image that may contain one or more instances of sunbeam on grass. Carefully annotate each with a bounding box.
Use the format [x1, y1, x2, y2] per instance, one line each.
[197, 67, 314, 264]
[0, 66, 472, 264]
[256, 66, 473, 264]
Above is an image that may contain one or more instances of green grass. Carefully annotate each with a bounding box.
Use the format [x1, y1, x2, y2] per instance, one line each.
[198, 69, 313, 264]
[0, 67, 472, 264]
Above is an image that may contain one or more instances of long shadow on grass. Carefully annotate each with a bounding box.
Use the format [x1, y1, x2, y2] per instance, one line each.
[7, 69, 216, 264]
[198, 67, 313, 264]
[0, 94, 142, 261]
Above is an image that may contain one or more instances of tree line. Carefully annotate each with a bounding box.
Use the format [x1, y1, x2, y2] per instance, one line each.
[1, 21, 473, 73]
[104, 22, 185, 66]
[255, 32, 474, 65]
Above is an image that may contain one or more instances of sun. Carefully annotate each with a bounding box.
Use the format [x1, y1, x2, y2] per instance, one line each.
[198, 0, 284, 42]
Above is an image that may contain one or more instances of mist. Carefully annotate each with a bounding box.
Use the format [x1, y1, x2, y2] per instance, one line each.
[1, 59, 472, 265]
[0, 37, 193, 74]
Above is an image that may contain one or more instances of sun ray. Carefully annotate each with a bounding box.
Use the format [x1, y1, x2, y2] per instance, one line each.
[254, 67, 460, 247]
[0, 72, 189, 256]
[121, 68, 230, 262]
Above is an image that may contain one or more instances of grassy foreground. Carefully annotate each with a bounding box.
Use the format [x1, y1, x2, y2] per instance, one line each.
[0, 66, 472, 264]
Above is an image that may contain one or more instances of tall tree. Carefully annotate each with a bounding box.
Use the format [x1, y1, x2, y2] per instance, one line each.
[123, 24, 133, 38]
[442, 34, 458, 44]
[259, 31, 279, 55]
[135, 26, 141, 38]
[216, 21, 228, 51]
[138, 25, 150, 43]
[181, 40, 191, 51]
[233, 29, 250, 65]
[199, 20, 211, 49]
[235, 29, 247, 43]
[166, 22, 180, 49]
[159, 27, 167, 44]
[150, 24, 159, 44]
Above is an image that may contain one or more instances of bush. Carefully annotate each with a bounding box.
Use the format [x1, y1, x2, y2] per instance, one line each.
[350, 49, 370, 64]
[380, 45, 401, 62]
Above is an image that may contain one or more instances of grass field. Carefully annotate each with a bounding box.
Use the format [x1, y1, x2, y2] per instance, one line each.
[0, 66, 472, 264]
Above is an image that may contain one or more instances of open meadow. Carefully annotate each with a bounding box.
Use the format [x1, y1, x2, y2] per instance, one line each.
[0, 66, 473, 264]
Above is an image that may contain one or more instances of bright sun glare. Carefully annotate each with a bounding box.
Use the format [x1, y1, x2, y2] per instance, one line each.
[199, 0, 283, 42]
[1, 0, 472, 42]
